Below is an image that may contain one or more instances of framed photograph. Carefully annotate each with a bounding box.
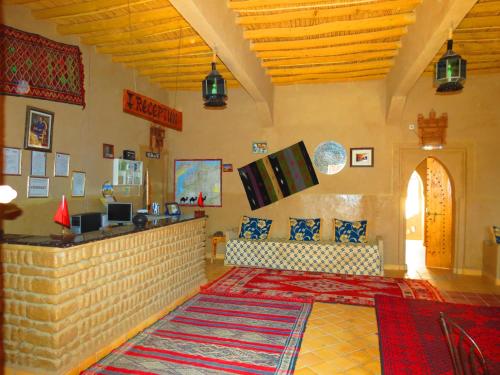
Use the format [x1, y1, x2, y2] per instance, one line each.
[24, 106, 54, 152]
[71, 171, 86, 197]
[174, 159, 222, 207]
[165, 202, 181, 216]
[27, 176, 49, 198]
[54, 152, 70, 177]
[31, 150, 47, 176]
[350, 147, 374, 167]
[222, 163, 233, 172]
[103, 143, 114, 159]
[252, 141, 268, 154]
[3, 147, 22, 175]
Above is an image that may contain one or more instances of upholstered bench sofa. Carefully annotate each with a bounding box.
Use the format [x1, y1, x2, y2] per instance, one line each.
[224, 237, 384, 276]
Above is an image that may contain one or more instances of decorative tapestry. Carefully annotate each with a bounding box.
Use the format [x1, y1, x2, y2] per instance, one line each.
[238, 141, 319, 210]
[0, 24, 85, 107]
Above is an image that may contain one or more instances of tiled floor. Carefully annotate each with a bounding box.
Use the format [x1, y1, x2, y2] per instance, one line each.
[205, 259, 500, 375]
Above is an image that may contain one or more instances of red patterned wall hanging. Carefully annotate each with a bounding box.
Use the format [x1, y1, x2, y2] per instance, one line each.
[0, 24, 85, 107]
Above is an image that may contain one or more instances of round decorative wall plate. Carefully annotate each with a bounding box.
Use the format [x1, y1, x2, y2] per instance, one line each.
[313, 141, 346, 175]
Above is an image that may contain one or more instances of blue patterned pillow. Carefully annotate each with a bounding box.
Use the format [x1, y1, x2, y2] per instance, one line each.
[334, 219, 367, 243]
[238, 216, 272, 240]
[494, 226, 500, 244]
[289, 218, 321, 241]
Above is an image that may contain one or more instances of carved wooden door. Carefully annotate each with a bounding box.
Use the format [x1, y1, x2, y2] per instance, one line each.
[424, 158, 453, 269]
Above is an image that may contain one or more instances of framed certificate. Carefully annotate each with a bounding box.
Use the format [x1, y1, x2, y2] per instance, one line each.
[71, 171, 86, 197]
[31, 150, 47, 176]
[27, 176, 49, 198]
[54, 152, 70, 177]
[3, 147, 22, 175]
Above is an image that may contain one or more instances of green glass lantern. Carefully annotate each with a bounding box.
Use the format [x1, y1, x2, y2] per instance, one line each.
[202, 57, 227, 109]
[435, 39, 466, 93]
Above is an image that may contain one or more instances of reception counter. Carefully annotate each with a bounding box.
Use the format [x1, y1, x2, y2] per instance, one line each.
[1, 215, 207, 374]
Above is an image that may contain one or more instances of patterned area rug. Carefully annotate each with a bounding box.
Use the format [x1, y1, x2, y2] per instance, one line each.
[376, 295, 500, 375]
[201, 267, 443, 307]
[82, 293, 311, 374]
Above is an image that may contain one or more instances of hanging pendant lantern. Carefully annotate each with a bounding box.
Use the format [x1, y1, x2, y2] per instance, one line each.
[435, 38, 466, 93]
[202, 52, 227, 109]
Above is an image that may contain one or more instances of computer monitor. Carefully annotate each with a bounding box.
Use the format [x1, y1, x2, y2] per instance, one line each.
[107, 202, 133, 225]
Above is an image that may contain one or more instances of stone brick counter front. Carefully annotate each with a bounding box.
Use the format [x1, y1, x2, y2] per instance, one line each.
[1, 217, 207, 374]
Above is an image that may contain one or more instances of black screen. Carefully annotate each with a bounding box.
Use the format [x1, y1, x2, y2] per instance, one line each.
[107, 203, 132, 223]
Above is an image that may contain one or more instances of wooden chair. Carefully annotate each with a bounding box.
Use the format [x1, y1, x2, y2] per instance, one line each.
[439, 312, 489, 375]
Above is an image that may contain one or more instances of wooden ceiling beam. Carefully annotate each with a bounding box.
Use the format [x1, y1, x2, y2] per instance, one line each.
[459, 15, 500, 29]
[56, 8, 179, 35]
[465, 67, 500, 74]
[274, 74, 387, 85]
[127, 56, 219, 68]
[267, 59, 394, 76]
[170, 0, 274, 126]
[270, 68, 391, 83]
[385, 0, 478, 126]
[243, 13, 415, 39]
[466, 1, 500, 15]
[229, 0, 351, 10]
[251, 28, 407, 51]
[113, 50, 212, 63]
[2, 0, 38, 4]
[81, 21, 191, 45]
[262, 50, 398, 67]
[434, 41, 500, 55]
[97, 37, 205, 54]
[31, 0, 157, 20]
[454, 30, 500, 41]
[150, 74, 211, 82]
[237, 0, 421, 25]
[139, 65, 232, 76]
[256, 41, 401, 59]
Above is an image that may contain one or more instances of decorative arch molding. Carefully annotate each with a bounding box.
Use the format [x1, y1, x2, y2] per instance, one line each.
[393, 144, 469, 274]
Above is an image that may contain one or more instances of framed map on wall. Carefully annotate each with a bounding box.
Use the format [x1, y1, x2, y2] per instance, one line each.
[174, 159, 222, 207]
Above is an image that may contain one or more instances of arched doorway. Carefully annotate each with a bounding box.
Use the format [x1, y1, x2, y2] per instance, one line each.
[405, 157, 454, 271]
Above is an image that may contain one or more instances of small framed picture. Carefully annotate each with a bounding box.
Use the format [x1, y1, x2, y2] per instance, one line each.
[252, 141, 268, 154]
[350, 147, 374, 167]
[222, 163, 233, 172]
[165, 202, 181, 216]
[24, 106, 54, 152]
[71, 171, 86, 197]
[54, 152, 70, 177]
[31, 150, 47, 176]
[103, 144, 114, 159]
[3, 147, 22, 175]
[27, 176, 49, 198]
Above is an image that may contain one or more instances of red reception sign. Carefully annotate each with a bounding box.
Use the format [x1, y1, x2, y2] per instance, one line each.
[123, 89, 182, 131]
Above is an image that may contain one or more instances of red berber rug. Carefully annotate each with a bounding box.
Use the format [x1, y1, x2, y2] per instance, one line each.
[376, 294, 500, 375]
[82, 293, 311, 374]
[201, 267, 443, 307]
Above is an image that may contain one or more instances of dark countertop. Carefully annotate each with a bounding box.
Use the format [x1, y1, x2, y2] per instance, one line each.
[1, 214, 203, 248]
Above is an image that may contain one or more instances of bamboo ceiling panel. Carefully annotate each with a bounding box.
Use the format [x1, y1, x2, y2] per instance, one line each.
[5, 0, 239, 90]
[228, 0, 422, 85]
[426, 0, 500, 76]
